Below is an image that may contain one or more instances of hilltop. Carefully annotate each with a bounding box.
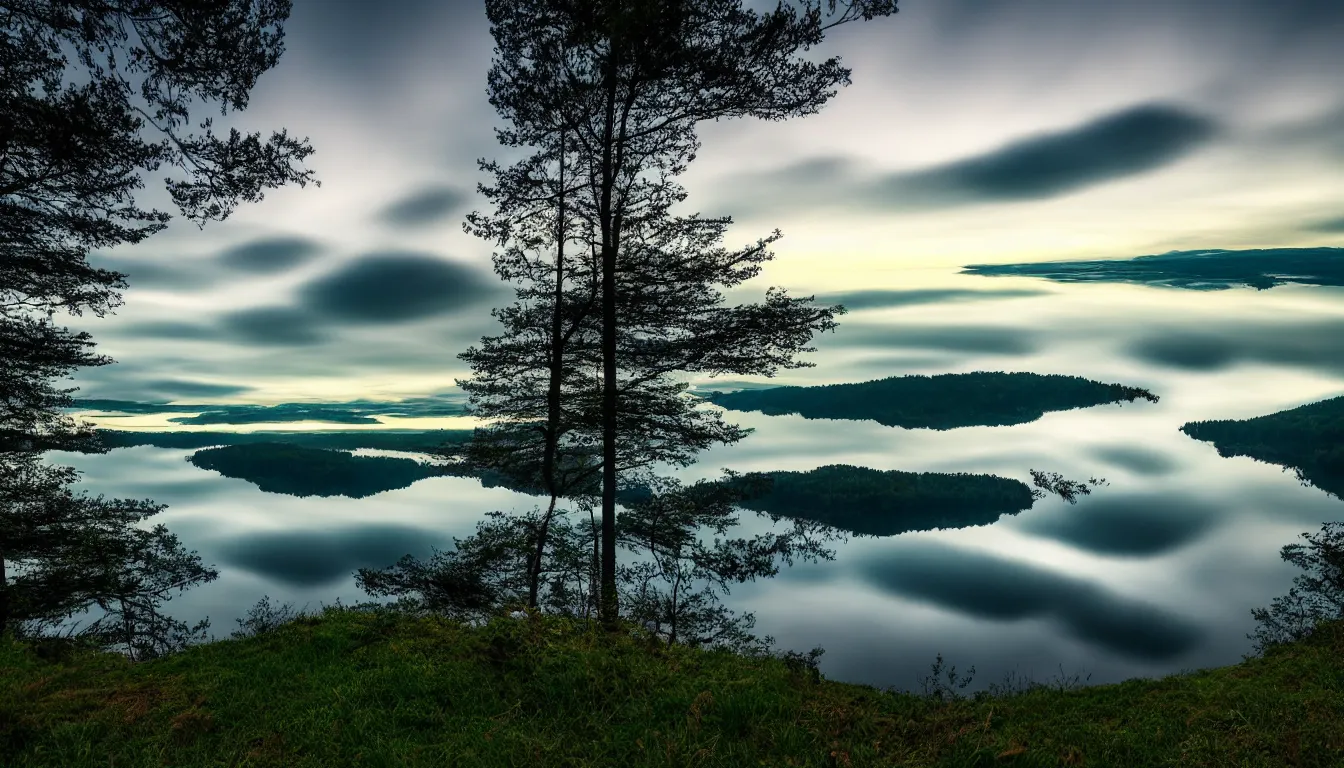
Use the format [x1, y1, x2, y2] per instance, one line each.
[2, 605, 1341, 767]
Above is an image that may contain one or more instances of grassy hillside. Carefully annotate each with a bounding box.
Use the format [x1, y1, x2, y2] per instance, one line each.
[3, 606, 1342, 767]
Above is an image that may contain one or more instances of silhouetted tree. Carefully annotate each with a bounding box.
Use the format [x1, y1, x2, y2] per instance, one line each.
[0, 0, 318, 653]
[455, 104, 607, 609]
[477, 0, 898, 630]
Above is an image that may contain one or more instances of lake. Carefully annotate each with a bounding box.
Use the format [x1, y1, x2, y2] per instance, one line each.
[46, 264, 1344, 696]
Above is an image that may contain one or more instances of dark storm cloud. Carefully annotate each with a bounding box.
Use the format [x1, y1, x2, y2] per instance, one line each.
[377, 186, 467, 227]
[1090, 445, 1180, 477]
[877, 104, 1217, 204]
[216, 236, 325, 274]
[964, 248, 1344, 290]
[219, 306, 331, 346]
[1125, 319, 1344, 375]
[298, 251, 498, 324]
[815, 288, 1047, 311]
[211, 524, 451, 588]
[829, 323, 1039, 356]
[856, 540, 1203, 660]
[1015, 494, 1221, 557]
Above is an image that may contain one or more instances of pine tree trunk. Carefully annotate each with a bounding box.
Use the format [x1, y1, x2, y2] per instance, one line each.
[0, 549, 10, 638]
[529, 125, 569, 611]
[598, 30, 622, 633]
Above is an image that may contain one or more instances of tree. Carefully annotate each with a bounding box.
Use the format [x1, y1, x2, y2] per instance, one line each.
[357, 468, 845, 655]
[475, 0, 899, 630]
[1, 0, 318, 652]
[1247, 521, 1344, 658]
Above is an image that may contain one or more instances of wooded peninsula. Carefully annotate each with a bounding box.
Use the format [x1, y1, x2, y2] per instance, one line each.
[1180, 394, 1344, 499]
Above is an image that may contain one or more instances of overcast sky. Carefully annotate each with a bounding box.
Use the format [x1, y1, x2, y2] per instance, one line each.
[69, 0, 1344, 405]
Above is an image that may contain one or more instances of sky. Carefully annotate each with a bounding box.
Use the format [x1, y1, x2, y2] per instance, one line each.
[66, 0, 1344, 406]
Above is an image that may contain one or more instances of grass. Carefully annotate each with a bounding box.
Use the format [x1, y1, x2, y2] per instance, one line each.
[2, 606, 1343, 767]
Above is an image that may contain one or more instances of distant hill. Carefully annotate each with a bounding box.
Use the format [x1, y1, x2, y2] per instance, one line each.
[84, 429, 474, 454]
[1181, 395, 1344, 500]
[698, 371, 1158, 430]
[186, 443, 449, 498]
[63, 395, 469, 425]
[962, 246, 1344, 290]
[724, 464, 1037, 537]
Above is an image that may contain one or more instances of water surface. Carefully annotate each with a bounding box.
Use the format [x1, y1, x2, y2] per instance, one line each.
[48, 268, 1344, 695]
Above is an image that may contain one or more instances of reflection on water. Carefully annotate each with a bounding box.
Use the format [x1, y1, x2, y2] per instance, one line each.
[46, 268, 1344, 695]
[65, 413, 490, 432]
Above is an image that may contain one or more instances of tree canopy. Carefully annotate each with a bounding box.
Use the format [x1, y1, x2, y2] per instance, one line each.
[1, 0, 317, 656]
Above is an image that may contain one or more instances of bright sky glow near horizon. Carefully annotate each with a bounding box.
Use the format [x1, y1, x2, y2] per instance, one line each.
[62, 0, 1344, 407]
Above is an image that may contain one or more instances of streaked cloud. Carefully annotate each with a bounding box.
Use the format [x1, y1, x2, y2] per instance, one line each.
[876, 104, 1217, 204]
[219, 307, 331, 347]
[815, 288, 1047, 311]
[216, 236, 325, 274]
[706, 103, 1218, 219]
[87, 254, 206, 290]
[1125, 319, 1344, 374]
[377, 185, 467, 227]
[828, 323, 1040, 356]
[298, 251, 499, 324]
[1308, 216, 1344, 233]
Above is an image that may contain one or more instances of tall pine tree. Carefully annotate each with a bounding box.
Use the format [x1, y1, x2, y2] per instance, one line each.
[474, 0, 898, 628]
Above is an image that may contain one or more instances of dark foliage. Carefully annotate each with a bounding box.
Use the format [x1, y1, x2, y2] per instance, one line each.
[1, 0, 316, 656]
[1248, 521, 1344, 657]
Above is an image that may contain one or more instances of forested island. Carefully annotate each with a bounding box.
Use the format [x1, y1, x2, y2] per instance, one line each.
[160, 438, 1033, 536]
[1180, 395, 1344, 499]
[724, 464, 1037, 536]
[84, 429, 474, 453]
[961, 246, 1344, 290]
[186, 443, 448, 498]
[698, 371, 1158, 429]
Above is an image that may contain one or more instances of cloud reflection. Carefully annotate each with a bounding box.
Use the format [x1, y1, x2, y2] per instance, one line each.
[855, 539, 1204, 660]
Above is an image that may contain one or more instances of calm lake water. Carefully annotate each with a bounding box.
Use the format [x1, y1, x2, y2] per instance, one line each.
[46, 267, 1344, 695]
